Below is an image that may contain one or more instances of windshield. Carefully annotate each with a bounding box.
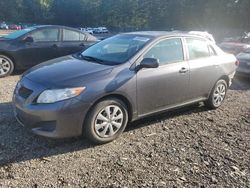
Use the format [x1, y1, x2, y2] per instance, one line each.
[3, 27, 35, 39]
[81, 34, 152, 65]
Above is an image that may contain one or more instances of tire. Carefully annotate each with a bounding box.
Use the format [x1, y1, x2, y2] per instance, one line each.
[0, 55, 14, 78]
[84, 98, 128, 144]
[205, 79, 228, 109]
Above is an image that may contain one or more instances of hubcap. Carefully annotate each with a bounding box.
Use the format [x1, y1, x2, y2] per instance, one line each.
[94, 105, 124, 138]
[213, 83, 226, 107]
[0, 57, 11, 75]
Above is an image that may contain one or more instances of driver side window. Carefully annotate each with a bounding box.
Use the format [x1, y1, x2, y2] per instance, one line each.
[144, 38, 184, 65]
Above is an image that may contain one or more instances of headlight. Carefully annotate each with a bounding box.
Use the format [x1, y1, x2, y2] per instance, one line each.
[37, 87, 85, 104]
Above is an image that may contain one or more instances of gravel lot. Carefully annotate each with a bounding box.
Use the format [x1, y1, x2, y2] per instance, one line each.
[0, 74, 249, 187]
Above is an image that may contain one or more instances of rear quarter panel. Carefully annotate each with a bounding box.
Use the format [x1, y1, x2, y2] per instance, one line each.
[215, 53, 237, 86]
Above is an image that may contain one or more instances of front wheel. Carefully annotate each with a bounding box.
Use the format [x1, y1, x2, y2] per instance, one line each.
[84, 98, 128, 144]
[0, 55, 14, 78]
[205, 79, 228, 109]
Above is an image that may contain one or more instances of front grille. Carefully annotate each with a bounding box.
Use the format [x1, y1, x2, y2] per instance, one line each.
[18, 86, 33, 99]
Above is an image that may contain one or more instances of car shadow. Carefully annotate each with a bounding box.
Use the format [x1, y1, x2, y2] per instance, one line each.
[0, 101, 208, 167]
[127, 103, 208, 132]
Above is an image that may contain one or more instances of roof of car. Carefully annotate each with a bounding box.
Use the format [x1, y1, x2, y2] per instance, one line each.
[123, 31, 209, 39]
[33, 25, 70, 29]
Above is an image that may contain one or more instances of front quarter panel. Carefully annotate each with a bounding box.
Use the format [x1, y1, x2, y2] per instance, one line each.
[77, 64, 137, 118]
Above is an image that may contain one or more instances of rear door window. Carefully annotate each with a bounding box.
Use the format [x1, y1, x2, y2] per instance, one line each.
[186, 38, 210, 60]
[144, 38, 184, 65]
[63, 29, 80, 41]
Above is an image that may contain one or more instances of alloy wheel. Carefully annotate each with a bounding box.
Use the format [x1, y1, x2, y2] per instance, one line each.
[212, 83, 226, 107]
[0, 57, 11, 76]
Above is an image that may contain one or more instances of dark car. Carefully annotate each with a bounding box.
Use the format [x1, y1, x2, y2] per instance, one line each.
[13, 32, 237, 144]
[8, 24, 21, 30]
[219, 34, 250, 55]
[0, 25, 98, 77]
[236, 48, 250, 76]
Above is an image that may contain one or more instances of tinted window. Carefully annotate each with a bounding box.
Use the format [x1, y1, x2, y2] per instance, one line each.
[63, 29, 80, 41]
[186, 38, 210, 60]
[30, 28, 59, 42]
[144, 38, 184, 65]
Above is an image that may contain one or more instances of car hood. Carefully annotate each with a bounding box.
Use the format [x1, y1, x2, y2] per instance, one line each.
[24, 55, 114, 88]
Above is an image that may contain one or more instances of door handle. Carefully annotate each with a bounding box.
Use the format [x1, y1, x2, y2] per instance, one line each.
[179, 67, 188, 73]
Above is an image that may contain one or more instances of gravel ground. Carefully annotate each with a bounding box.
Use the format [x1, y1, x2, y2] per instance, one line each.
[0, 75, 249, 188]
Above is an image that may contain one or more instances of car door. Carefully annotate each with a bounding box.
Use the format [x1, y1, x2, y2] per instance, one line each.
[185, 37, 220, 100]
[59, 29, 86, 56]
[136, 38, 190, 116]
[15, 27, 61, 67]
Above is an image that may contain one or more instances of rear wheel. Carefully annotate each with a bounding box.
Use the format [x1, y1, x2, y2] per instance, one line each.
[84, 98, 128, 144]
[0, 55, 14, 78]
[205, 79, 228, 109]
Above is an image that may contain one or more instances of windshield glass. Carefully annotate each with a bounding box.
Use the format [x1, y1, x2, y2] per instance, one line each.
[3, 27, 35, 39]
[81, 34, 152, 65]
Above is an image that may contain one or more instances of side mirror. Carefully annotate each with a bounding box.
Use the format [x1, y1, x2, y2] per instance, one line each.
[23, 36, 34, 43]
[136, 58, 159, 71]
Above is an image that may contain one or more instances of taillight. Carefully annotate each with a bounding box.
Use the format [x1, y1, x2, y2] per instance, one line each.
[235, 60, 240, 66]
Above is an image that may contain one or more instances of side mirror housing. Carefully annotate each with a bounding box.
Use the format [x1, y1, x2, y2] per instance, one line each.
[136, 58, 159, 71]
[23, 36, 34, 43]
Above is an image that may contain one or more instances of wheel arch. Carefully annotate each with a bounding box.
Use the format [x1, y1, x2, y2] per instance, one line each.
[207, 75, 229, 99]
[218, 75, 230, 87]
[83, 93, 134, 132]
[0, 51, 16, 66]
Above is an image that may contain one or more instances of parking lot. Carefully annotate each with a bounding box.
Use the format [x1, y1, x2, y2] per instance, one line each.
[0, 74, 249, 187]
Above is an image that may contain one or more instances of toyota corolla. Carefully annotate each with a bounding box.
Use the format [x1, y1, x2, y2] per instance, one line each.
[13, 31, 237, 144]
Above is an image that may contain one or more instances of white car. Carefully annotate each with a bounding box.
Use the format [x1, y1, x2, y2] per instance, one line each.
[79, 27, 94, 35]
[0, 22, 8, 30]
[94, 27, 109, 34]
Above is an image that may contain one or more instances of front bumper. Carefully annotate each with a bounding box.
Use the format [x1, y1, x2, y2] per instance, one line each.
[13, 77, 91, 138]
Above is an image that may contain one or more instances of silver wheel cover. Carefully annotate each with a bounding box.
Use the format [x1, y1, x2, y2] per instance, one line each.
[94, 105, 124, 138]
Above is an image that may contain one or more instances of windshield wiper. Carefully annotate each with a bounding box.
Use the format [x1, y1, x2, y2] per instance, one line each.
[79, 54, 104, 64]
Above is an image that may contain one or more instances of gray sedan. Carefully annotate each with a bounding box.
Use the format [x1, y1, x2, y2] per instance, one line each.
[13, 31, 237, 144]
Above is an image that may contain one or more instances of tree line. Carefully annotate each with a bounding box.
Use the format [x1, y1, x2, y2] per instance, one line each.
[0, 0, 249, 32]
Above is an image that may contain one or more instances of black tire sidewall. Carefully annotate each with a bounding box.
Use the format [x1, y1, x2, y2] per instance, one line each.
[207, 79, 228, 109]
[0, 55, 14, 78]
[84, 98, 128, 144]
